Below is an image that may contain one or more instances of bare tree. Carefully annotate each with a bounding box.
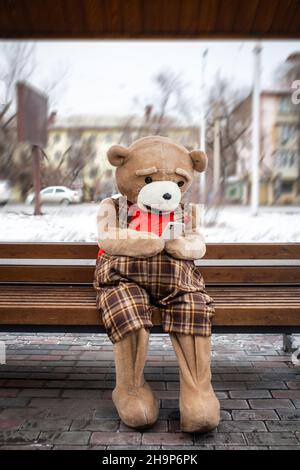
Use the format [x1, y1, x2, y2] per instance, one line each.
[275, 52, 300, 88]
[0, 42, 36, 105]
[120, 69, 193, 145]
[206, 75, 251, 197]
[41, 62, 69, 110]
[0, 42, 69, 201]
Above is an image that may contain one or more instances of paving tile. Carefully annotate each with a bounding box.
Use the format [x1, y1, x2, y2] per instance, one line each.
[91, 431, 141, 446]
[249, 399, 295, 410]
[0, 444, 52, 450]
[195, 432, 246, 446]
[214, 446, 268, 450]
[247, 381, 288, 390]
[220, 399, 249, 410]
[0, 430, 40, 444]
[142, 432, 192, 446]
[61, 389, 103, 398]
[0, 398, 30, 407]
[19, 389, 61, 397]
[271, 390, 300, 399]
[269, 446, 300, 450]
[265, 420, 300, 432]
[286, 381, 300, 390]
[246, 432, 299, 446]
[220, 374, 260, 382]
[232, 410, 279, 421]
[0, 417, 24, 430]
[213, 382, 247, 390]
[38, 431, 90, 445]
[217, 420, 267, 432]
[0, 389, 20, 398]
[53, 445, 90, 450]
[120, 420, 168, 433]
[276, 409, 300, 420]
[71, 419, 119, 432]
[229, 390, 271, 399]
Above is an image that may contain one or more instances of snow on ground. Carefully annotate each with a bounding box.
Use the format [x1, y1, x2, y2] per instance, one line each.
[0, 203, 299, 243]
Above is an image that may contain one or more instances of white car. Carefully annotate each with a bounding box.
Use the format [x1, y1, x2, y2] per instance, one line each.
[0, 180, 11, 205]
[26, 186, 82, 205]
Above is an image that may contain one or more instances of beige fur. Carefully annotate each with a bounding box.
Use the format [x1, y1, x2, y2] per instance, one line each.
[97, 136, 219, 433]
[170, 334, 220, 432]
[113, 329, 159, 429]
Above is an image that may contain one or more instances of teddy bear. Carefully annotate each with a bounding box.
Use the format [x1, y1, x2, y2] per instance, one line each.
[94, 135, 220, 433]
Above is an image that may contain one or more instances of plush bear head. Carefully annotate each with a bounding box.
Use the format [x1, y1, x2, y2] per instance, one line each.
[107, 135, 207, 213]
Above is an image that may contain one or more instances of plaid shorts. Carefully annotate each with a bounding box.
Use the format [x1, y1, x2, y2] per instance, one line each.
[93, 251, 215, 343]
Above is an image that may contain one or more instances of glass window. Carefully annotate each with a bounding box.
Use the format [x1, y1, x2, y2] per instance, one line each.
[281, 181, 293, 193]
[41, 188, 53, 194]
[1, 40, 299, 244]
[279, 124, 296, 145]
[105, 133, 113, 143]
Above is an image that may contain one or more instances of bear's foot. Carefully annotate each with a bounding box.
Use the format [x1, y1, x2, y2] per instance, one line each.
[112, 328, 158, 430]
[113, 381, 159, 429]
[170, 333, 220, 434]
[180, 391, 220, 433]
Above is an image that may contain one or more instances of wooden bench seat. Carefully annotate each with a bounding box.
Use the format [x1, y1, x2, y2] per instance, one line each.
[0, 243, 299, 334]
[0, 284, 300, 329]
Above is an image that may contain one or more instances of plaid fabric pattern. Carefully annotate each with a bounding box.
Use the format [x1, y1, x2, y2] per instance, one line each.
[94, 251, 215, 343]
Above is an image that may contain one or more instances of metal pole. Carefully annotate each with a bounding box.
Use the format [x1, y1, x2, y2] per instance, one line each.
[251, 43, 262, 216]
[213, 105, 221, 195]
[32, 145, 42, 216]
[199, 49, 208, 204]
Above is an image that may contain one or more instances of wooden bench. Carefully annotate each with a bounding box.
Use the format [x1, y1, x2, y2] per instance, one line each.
[0, 243, 299, 349]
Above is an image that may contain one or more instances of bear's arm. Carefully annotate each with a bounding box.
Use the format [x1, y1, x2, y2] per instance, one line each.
[164, 204, 206, 260]
[97, 198, 165, 258]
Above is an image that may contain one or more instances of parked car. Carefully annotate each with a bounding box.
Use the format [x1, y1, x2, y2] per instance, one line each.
[0, 180, 11, 205]
[26, 186, 82, 205]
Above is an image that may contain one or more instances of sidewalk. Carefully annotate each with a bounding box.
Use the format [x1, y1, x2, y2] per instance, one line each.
[0, 333, 299, 450]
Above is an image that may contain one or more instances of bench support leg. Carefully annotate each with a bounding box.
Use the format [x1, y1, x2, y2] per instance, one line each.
[282, 334, 294, 353]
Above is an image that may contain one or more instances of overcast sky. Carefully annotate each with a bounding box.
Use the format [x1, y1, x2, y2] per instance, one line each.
[3, 40, 300, 120]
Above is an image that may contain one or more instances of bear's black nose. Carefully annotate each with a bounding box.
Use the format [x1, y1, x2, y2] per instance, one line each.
[163, 193, 172, 200]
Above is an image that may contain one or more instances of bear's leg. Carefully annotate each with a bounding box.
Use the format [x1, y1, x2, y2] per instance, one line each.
[170, 333, 220, 433]
[112, 328, 159, 429]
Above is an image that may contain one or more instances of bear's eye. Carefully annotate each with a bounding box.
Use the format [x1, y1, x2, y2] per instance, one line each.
[145, 176, 153, 184]
[177, 180, 184, 188]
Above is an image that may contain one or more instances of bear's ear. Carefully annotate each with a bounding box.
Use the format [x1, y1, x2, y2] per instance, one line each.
[189, 149, 208, 173]
[107, 145, 129, 167]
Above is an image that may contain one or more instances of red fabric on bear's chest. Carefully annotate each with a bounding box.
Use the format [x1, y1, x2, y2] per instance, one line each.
[128, 206, 174, 236]
[97, 203, 174, 258]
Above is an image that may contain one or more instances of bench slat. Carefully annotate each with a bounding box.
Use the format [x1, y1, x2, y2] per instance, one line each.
[0, 303, 299, 327]
[1, 243, 300, 260]
[0, 285, 299, 327]
[1, 265, 300, 284]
